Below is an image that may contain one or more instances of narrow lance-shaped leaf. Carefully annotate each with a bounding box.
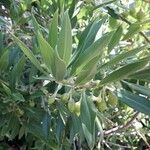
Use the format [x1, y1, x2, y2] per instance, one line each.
[31, 15, 42, 35]
[117, 90, 150, 115]
[42, 112, 51, 138]
[80, 92, 97, 149]
[0, 50, 9, 71]
[12, 35, 45, 74]
[75, 56, 99, 85]
[71, 16, 107, 66]
[10, 55, 26, 88]
[51, 51, 66, 81]
[129, 68, 150, 81]
[100, 57, 149, 85]
[123, 81, 150, 97]
[72, 32, 113, 75]
[37, 31, 54, 72]
[108, 25, 123, 52]
[123, 23, 142, 40]
[48, 10, 58, 49]
[57, 10, 72, 65]
[99, 45, 146, 70]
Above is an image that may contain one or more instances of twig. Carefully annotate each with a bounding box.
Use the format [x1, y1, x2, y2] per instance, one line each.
[92, 0, 117, 11]
[106, 7, 150, 44]
[119, 16, 150, 44]
[104, 112, 139, 136]
[135, 128, 150, 148]
[103, 140, 131, 149]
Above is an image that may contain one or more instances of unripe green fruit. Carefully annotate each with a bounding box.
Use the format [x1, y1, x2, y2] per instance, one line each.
[68, 98, 75, 112]
[29, 100, 35, 107]
[136, 10, 144, 21]
[107, 92, 118, 107]
[16, 108, 24, 117]
[74, 101, 80, 116]
[96, 99, 107, 112]
[122, 11, 129, 18]
[61, 93, 70, 103]
[48, 96, 55, 105]
[129, 8, 136, 17]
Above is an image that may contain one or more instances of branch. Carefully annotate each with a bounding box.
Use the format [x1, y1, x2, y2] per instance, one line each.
[119, 16, 150, 44]
[103, 140, 131, 149]
[104, 112, 139, 136]
[92, 0, 117, 11]
[105, 7, 150, 44]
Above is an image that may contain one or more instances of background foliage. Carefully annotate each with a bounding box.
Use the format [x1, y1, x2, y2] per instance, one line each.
[0, 0, 150, 149]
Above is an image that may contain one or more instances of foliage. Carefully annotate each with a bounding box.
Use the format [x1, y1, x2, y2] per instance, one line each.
[0, 0, 150, 149]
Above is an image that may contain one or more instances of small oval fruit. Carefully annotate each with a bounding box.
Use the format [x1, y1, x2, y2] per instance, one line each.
[122, 11, 129, 18]
[107, 92, 118, 107]
[136, 10, 144, 21]
[68, 98, 75, 112]
[16, 108, 24, 117]
[61, 93, 70, 103]
[96, 99, 107, 112]
[74, 101, 81, 116]
[29, 100, 35, 107]
[48, 96, 55, 105]
[129, 8, 136, 17]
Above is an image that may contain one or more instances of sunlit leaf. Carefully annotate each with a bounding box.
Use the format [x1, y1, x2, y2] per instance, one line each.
[71, 17, 107, 66]
[99, 45, 146, 70]
[37, 31, 54, 72]
[123, 23, 142, 40]
[48, 10, 58, 49]
[72, 32, 113, 75]
[108, 25, 123, 52]
[75, 56, 99, 85]
[57, 10, 72, 65]
[100, 57, 149, 85]
[51, 51, 66, 81]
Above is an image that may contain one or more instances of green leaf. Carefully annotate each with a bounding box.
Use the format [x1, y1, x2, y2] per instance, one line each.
[37, 31, 54, 72]
[80, 93, 91, 133]
[117, 90, 150, 115]
[80, 92, 96, 149]
[70, 114, 83, 141]
[31, 15, 41, 35]
[1, 83, 11, 95]
[75, 56, 99, 85]
[123, 23, 142, 40]
[51, 51, 67, 81]
[0, 50, 9, 71]
[129, 68, 150, 81]
[108, 25, 123, 52]
[42, 112, 51, 138]
[100, 57, 149, 85]
[7, 114, 20, 139]
[12, 35, 45, 74]
[57, 10, 72, 65]
[99, 45, 146, 70]
[48, 10, 58, 49]
[12, 92, 25, 102]
[71, 17, 107, 66]
[123, 81, 150, 97]
[72, 32, 113, 75]
[10, 55, 26, 88]
[82, 123, 94, 149]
